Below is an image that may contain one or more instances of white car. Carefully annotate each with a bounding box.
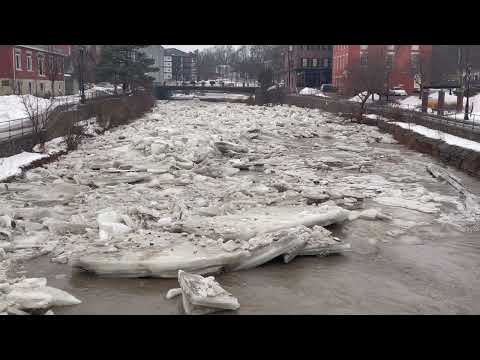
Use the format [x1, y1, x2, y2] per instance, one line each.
[389, 87, 408, 96]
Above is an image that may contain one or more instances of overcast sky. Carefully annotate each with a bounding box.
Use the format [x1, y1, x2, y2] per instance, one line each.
[164, 45, 240, 52]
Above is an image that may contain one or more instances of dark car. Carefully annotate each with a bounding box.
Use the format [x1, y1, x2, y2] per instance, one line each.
[190, 81, 196, 85]
[209, 81, 216, 86]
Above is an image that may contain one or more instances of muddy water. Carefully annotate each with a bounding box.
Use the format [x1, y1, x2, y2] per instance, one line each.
[18, 127, 480, 314]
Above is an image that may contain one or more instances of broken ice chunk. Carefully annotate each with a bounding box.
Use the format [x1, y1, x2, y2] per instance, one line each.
[178, 270, 240, 315]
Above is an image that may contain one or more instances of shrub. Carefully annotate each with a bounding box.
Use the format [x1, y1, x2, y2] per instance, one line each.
[63, 123, 86, 151]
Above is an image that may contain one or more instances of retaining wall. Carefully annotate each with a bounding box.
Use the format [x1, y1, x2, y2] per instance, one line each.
[361, 116, 480, 178]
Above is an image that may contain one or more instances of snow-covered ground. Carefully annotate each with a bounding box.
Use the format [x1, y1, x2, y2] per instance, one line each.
[393, 122, 480, 152]
[0, 152, 47, 181]
[299, 87, 329, 97]
[396, 92, 480, 122]
[0, 95, 53, 122]
[349, 92, 382, 103]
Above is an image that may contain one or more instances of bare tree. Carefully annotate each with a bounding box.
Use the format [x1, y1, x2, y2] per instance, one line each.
[346, 47, 387, 112]
[20, 95, 55, 145]
[44, 46, 63, 98]
[410, 50, 430, 99]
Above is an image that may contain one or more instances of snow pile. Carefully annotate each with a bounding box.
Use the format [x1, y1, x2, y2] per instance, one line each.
[0, 95, 51, 122]
[0, 152, 47, 182]
[32, 137, 67, 155]
[349, 92, 382, 103]
[398, 95, 422, 109]
[393, 122, 480, 153]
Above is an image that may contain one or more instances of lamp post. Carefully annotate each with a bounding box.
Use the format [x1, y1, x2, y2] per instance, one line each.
[464, 61, 472, 120]
[288, 45, 293, 92]
[79, 45, 86, 104]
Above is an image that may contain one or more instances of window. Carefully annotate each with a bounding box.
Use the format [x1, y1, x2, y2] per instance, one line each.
[38, 56, 45, 76]
[15, 49, 21, 70]
[360, 53, 368, 66]
[323, 58, 329, 67]
[302, 58, 308, 67]
[411, 53, 419, 69]
[385, 53, 394, 69]
[307, 59, 313, 67]
[312, 58, 318, 67]
[387, 45, 395, 51]
[360, 45, 368, 50]
[411, 45, 420, 51]
[1, 80, 9, 87]
[26, 53, 32, 71]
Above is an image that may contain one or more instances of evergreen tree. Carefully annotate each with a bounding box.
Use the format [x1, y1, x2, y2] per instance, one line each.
[96, 45, 159, 94]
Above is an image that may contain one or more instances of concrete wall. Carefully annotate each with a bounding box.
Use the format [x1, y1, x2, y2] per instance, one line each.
[361, 116, 480, 178]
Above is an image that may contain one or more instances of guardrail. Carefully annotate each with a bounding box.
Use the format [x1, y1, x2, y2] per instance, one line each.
[0, 90, 120, 145]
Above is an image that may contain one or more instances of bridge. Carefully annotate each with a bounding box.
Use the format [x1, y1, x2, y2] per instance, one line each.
[153, 84, 258, 99]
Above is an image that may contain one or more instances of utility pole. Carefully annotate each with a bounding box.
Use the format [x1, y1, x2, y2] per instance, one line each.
[464, 51, 472, 120]
[288, 45, 293, 92]
[79, 46, 86, 104]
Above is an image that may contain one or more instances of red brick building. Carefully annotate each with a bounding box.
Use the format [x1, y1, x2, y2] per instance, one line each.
[332, 45, 432, 95]
[0, 45, 70, 96]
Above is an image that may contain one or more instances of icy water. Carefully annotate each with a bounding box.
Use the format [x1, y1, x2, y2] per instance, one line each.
[18, 141, 480, 315]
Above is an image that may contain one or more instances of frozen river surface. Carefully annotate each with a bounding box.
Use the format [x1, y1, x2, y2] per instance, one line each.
[2, 100, 480, 314]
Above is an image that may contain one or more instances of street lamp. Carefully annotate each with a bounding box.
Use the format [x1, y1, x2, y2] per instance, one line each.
[79, 45, 86, 104]
[464, 63, 472, 120]
[288, 45, 293, 91]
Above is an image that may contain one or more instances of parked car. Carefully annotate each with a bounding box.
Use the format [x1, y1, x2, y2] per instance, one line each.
[389, 87, 408, 96]
[190, 81, 196, 85]
[320, 84, 337, 93]
[209, 80, 216, 86]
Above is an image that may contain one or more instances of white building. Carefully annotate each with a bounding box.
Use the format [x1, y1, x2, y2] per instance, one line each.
[164, 55, 172, 81]
[141, 45, 164, 84]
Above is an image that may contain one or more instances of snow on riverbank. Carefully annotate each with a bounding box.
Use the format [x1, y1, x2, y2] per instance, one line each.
[0, 152, 48, 181]
[0, 95, 52, 122]
[393, 122, 480, 153]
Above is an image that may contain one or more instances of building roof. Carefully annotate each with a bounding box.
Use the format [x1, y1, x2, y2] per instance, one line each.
[164, 48, 191, 57]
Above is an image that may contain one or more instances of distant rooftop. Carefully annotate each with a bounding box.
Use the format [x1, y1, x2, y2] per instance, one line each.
[164, 48, 192, 57]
